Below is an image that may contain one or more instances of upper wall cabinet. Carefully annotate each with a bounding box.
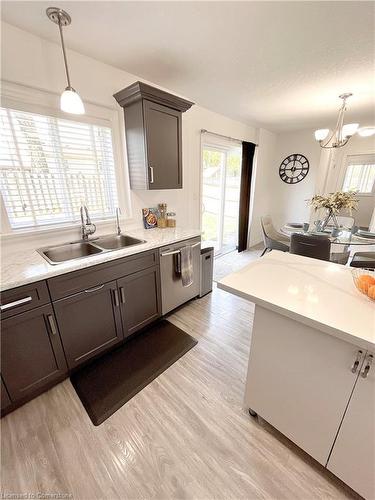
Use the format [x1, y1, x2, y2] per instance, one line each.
[114, 82, 194, 190]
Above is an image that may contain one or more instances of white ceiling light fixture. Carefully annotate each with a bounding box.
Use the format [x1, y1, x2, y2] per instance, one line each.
[314, 93, 359, 148]
[46, 7, 85, 115]
[358, 127, 375, 137]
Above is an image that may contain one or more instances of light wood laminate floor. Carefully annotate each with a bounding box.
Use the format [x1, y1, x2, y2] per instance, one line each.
[1, 286, 358, 500]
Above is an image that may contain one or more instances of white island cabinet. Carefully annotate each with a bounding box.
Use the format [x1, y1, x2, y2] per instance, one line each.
[218, 251, 375, 499]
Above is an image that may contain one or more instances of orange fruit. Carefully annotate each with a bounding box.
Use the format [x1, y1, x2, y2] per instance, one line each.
[368, 285, 375, 300]
[357, 274, 375, 294]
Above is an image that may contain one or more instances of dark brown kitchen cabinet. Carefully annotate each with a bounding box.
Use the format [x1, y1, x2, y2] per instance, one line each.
[1, 305, 67, 402]
[114, 81, 194, 190]
[53, 281, 123, 369]
[118, 266, 161, 337]
[1, 377, 11, 411]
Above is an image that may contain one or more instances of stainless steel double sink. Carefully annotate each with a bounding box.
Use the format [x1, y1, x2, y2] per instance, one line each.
[38, 234, 146, 265]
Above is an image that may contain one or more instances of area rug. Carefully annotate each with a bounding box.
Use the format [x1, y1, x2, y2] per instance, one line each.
[71, 319, 197, 425]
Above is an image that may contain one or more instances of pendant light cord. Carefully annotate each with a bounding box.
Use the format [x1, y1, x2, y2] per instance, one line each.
[58, 13, 71, 89]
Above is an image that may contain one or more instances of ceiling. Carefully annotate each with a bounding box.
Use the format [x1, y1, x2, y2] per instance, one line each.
[1, 1, 375, 131]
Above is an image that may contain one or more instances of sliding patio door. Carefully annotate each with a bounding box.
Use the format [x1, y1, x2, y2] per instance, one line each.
[201, 140, 242, 255]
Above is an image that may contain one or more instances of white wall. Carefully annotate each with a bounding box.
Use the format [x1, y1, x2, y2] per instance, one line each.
[248, 128, 276, 246]
[1, 22, 257, 250]
[249, 128, 321, 245]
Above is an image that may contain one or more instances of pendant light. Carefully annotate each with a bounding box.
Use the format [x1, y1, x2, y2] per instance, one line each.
[46, 7, 85, 115]
[314, 93, 359, 149]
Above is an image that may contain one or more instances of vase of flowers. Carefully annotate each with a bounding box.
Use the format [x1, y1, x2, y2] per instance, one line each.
[308, 191, 358, 230]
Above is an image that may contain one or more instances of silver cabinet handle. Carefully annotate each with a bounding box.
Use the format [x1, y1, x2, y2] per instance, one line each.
[119, 287, 126, 304]
[84, 284, 105, 293]
[47, 314, 57, 336]
[0, 296, 32, 311]
[361, 354, 373, 379]
[149, 165, 154, 184]
[113, 289, 120, 307]
[351, 350, 363, 374]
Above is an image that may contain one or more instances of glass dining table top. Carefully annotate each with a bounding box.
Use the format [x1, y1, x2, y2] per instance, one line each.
[281, 226, 375, 246]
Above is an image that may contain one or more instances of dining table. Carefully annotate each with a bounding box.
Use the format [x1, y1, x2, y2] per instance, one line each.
[281, 224, 375, 247]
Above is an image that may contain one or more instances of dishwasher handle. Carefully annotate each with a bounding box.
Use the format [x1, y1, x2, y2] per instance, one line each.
[160, 242, 200, 257]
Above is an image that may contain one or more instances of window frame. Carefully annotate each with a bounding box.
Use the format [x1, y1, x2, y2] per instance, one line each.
[0, 80, 132, 236]
[341, 153, 375, 196]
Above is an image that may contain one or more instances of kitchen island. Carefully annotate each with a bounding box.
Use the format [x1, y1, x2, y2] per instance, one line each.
[218, 251, 374, 499]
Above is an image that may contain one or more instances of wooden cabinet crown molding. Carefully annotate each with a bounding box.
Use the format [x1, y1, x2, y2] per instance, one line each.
[113, 81, 194, 113]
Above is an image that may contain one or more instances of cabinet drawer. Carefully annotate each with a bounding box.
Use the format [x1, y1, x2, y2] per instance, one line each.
[48, 250, 158, 300]
[0, 281, 50, 319]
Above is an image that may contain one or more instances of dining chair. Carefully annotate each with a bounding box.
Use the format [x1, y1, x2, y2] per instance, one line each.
[290, 233, 331, 261]
[330, 249, 350, 265]
[260, 216, 290, 256]
[350, 252, 375, 270]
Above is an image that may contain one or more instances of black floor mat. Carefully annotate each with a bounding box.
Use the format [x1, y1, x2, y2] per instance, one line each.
[70, 319, 197, 425]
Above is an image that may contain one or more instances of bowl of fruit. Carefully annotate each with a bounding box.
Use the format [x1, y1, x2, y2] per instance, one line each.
[352, 268, 375, 301]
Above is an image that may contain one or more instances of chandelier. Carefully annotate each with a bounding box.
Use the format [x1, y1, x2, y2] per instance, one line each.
[314, 93, 358, 149]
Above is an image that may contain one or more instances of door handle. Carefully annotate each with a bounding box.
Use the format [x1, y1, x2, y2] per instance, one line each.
[113, 289, 120, 307]
[119, 287, 126, 304]
[0, 296, 32, 311]
[161, 249, 180, 257]
[84, 284, 105, 293]
[361, 354, 373, 379]
[47, 314, 57, 336]
[351, 350, 363, 374]
[149, 165, 154, 184]
[161, 242, 201, 257]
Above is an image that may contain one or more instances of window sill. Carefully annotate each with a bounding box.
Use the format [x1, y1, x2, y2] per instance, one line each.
[1, 216, 137, 243]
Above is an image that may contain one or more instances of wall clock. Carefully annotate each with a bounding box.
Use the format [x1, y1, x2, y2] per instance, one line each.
[279, 154, 309, 184]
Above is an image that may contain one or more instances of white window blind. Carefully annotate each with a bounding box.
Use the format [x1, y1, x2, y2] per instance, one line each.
[342, 154, 375, 194]
[0, 107, 118, 229]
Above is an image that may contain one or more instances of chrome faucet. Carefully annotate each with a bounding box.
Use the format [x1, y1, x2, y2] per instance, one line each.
[115, 207, 121, 235]
[80, 205, 96, 241]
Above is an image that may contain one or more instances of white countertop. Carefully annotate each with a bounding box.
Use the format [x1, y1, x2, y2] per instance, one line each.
[218, 251, 375, 351]
[0, 227, 201, 292]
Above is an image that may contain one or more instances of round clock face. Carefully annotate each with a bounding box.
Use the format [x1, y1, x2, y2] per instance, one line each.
[279, 154, 309, 184]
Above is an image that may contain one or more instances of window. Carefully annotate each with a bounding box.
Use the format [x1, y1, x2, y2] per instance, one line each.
[342, 154, 375, 194]
[0, 107, 118, 229]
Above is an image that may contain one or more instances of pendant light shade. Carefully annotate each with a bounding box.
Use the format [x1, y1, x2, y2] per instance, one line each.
[342, 123, 359, 138]
[314, 129, 329, 141]
[47, 7, 85, 115]
[358, 127, 375, 137]
[60, 87, 85, 114]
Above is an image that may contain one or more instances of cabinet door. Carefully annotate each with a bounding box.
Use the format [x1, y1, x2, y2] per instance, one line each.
[245, 306, 364, 466]
[1, 376, 12, 410]
[118, 266, 161, 338]
[143, 99, 182, 189]
[53, 281, 123, 369]
[1, 305, 67, 402]
[327, 351, 374, 499]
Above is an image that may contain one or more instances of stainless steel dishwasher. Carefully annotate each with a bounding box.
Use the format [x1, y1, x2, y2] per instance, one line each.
[159, 237, 201, 315]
